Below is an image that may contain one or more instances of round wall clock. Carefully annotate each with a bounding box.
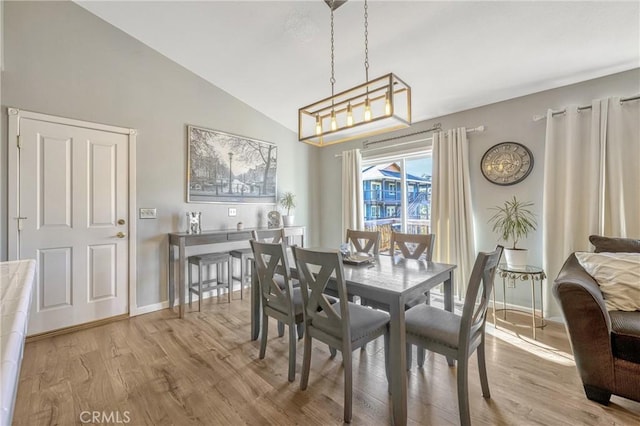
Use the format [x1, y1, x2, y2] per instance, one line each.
[480, 142, 533, 186]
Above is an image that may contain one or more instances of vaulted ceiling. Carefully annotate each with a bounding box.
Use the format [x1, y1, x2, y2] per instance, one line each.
[77, 1, 640, 133]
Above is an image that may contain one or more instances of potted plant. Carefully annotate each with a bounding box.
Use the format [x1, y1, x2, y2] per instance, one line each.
[279, 191, 296, 227]
[488, 196, 537, 268]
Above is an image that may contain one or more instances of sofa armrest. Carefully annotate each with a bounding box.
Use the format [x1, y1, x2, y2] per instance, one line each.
[552, 254, 615, 392]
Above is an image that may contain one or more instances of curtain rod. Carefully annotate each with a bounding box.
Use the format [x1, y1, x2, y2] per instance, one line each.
[532, 94, 640, 122]
[334, 125, 486, 158]
[363, 123, 442, 147]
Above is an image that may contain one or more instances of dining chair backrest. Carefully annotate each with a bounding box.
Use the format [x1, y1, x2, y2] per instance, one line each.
[345, 229, 380, 255]
[252, 228, 285, 244]
[459, 245, 503, 351]
[250, 239, 295, 315]
[292, 247, 351, 343]
[389, 232, 435, 260]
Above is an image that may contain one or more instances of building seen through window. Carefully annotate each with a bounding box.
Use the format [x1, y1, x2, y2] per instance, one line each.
[362, 156, 431, 251]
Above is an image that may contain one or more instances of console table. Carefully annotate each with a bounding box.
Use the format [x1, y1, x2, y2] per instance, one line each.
[168, 226, 304, 318]
[492, 264, 546, 339]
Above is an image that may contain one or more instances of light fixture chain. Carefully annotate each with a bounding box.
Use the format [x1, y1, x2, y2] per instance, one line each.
[364, 0, 369, 82]
[330, 0, 336, 97]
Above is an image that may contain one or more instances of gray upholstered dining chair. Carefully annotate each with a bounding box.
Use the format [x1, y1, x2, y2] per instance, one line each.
[230, 229, 285, 299]
[405, 245, 503, 426]
[362, 232, 436, 361]
[250, 238, 302, 382]
[389, 231, 435, 260]
[345, 229, 380, 255]
[292, 246, 390, 423]
[388, 231, 436, 366]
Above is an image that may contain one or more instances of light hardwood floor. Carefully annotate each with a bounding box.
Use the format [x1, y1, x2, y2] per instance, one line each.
[14, 290, 640, 425]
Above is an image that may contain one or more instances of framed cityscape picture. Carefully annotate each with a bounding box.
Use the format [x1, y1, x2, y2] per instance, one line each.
[187, 125, 277, 204]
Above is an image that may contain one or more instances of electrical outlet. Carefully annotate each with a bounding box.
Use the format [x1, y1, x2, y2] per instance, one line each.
[139, 208, 157, 219]
[228, 208, 237, 217]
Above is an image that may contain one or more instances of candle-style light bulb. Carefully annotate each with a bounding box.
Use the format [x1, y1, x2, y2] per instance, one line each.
[315, 114, 322, 136]
[330, 110, 338, 131]
[364, 98, 372, 121]
[346, 103, 354, 126]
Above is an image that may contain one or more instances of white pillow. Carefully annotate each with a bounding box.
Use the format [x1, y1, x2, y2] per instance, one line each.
[575, 252, 640, 312]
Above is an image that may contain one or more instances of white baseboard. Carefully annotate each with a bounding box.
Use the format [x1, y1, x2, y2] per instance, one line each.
[131, 283, 245, 317]
[130, 301, 169, 316]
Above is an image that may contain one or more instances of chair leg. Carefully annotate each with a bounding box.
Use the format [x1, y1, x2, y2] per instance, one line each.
[277, 321, 285, 337]
[188, 264, 193, 308]
[300, 333, 312, 391]
[259, 313, 268, 359]
[296, 323, 304, 340]
[343, 343, 353, 423]
[417, 346, 426, 367]
[457, 356, 471, 426]
[227, 260, 232, 302]
[384, 331, 390, 394]
[198, 264, 203, 312]
[239, 257, 245, 300]
[216, 264, 221, 298]
[288, 321, 297, 382]
[477, 341, 490, 398]
[406, 343, 412, 371]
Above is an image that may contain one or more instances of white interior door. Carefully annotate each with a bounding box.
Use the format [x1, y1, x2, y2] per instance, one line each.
[16, 116, 130, 335]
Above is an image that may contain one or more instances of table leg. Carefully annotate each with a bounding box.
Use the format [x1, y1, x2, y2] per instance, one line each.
[531, 276, 537, 339]
[492, 280, 497, 329]
[179, 239, 186, 318]
[444, 271, 455, 366]
[503, 276, 507, 320]
[168, 242, 175, 312]
[540, 277, 545, 327]
[250, 259, 260, 341]
[389, 297, 407, 426]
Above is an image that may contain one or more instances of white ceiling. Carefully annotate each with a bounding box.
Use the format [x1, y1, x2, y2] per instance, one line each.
[76, 1, 640, 133]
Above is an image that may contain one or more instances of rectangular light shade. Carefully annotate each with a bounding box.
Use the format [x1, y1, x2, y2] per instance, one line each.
[298, 73, 411, 147]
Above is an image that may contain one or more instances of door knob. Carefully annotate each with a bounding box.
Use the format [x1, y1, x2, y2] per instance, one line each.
[116, 232, 126, 238]
[118, 219, 126, 225]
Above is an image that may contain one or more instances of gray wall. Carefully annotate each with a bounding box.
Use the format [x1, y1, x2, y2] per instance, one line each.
[316, 68, 640, 317]
[1, 1, 317, 308]
[3, 1, 638, 316]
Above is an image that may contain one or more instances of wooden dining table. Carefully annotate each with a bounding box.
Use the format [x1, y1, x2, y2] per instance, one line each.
[250, 251, 456, 426]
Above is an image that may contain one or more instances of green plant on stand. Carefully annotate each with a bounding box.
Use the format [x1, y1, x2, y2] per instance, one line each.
[488, 196, 537, 268]
[279, 192, 296, 227]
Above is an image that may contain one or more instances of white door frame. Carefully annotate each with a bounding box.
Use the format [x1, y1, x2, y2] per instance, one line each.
[7, 108, 139, 316]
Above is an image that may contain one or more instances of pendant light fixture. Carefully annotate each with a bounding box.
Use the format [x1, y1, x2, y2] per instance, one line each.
[298, 0, 412, 147]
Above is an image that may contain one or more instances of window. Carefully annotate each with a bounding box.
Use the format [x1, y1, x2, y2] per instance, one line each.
[386, 206, 397, 217]
[371, 182, 382, 200]
[388, 182, 396, 196]
[362, 154, 432, 251]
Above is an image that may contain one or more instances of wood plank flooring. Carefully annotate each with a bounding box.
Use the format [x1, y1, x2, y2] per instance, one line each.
[13, 290, 640, 425]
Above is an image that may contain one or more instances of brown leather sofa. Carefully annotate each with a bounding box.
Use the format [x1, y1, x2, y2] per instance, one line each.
[552, 236, 640, 405]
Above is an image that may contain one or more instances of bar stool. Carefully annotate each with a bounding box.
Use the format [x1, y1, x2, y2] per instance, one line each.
[188, 252, 232, 311]
[229, 247, 253, 300]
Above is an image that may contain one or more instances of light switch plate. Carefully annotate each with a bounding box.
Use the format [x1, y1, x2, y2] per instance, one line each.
[139, 208, 157, 219]
[228, 208, 237, 217]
